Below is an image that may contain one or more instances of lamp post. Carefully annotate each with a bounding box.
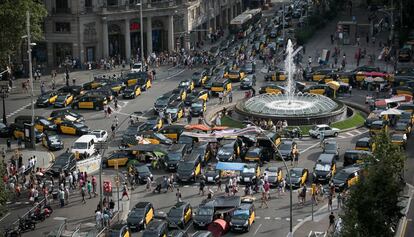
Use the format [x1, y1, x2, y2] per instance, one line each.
[136, 1, 145, 67]
[0, 85, 8, 125]
[248, 123, 293, 236]
[26, 11, 36, 149]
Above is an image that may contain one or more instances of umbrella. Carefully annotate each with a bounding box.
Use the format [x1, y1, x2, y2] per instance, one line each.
[185, 124, 211, 131]
[364, 77, 374, 83]
[380, 108, 403, 116]
[326, 81, 340, 90]
[373, 77, 385, 82]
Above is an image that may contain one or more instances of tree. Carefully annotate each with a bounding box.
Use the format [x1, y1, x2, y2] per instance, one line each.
[340, 132, 405, 237]
[0, 0, 47, 68]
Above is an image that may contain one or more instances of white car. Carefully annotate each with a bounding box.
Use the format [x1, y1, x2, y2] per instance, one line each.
[89, 130, 108, 142]
[309, 124, 340, 138]
[131, 62, 142, 72]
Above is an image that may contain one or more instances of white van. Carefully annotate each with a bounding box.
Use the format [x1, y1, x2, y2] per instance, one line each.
[71, 135, 97, 158]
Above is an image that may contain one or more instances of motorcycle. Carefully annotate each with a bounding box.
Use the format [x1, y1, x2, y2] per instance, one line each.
[18, 218, 36, 232]
[29, 203, 53, 222]
[3, 226, 21, 237]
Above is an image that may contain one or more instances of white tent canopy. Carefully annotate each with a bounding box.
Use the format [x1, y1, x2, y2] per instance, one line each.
[380, 108, 403, 116]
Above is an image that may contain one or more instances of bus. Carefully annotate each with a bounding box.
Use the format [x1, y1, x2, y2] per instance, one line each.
[229, 8, 262, 39]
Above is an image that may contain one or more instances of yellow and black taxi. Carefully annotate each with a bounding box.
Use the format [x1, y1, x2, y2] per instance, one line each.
[333, 166, 361, 192]
[265, 166, 283, 187]
[72, 94, 107, 110]
[211, 79, 232, 96]
[165, 101, 184, 122]
[278, 139, 297, 160]
[176, 153, 202, 182]
[107, 224, 131, 237]
[58, 85, 85, 96]
[106, 82, 125, 96]
[355, 137, 375, 152]
[185, 89, 209, 105]
[192, 70, 208, 87]
[167, 202, 193, 229]
[124, 72, 143, 86]
[42, 132, 64, 151]
[144, 116, 164, 131]
[54, 93, 74, 108]
[10, 123, 44, 142]
[86, 89, 114, 102]
[259, 83, 286, 94]
[369, 120, 388, 136]
[50, 109, 84, 123]
[102, 150, 136, 168]
[240, 163, 261, 184]
[312, 153, 336, 183]
[322, 140, 339, 159]
[159, 124, 185, 141]
[121, 122, 148, 145]
[390, 133, 407, 149]
[137, 75, 152, 91]
[226, 69, 245, 82]
[190, 99, 206, 117]
[192, 142, 211, 165]
[137, 131, 173, 145]
[394, 121, 411, 136]
[14, 115, 57, 132]
[241, 62, 256, 75]
[286, 167, 309, 188]
[204, 164, 220, 183]
[36, 91, 58, 107]
[82, 80, 106, 90]
[171, 88, 187, 102]
[142, 219, 168, 237]
[312, 69, 336, 82]
[264, 70, 286, 81]
[127, 202, 154, 231]
[154, 93, 175, 114]
[164, 144, 188, 170]
[216, 138, 240, 162]
[343, 150, 374, 167]
[123, 85, 141, 99]
[303, 84, 331, 96]
[240, 75, 256, 90]
[229, 202, 255, 232]
[178, 79, 195, 93]
[57, 120, 89, 135]
[243, 147, 265, 164]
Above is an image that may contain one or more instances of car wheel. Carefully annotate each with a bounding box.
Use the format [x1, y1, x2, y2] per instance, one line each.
[334, 132, 338, 137]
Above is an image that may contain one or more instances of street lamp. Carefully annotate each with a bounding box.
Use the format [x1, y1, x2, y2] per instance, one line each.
[247, 122, 293, 236]
[25, 11, 36, 149]
[0, 84, 9, 125]
[136, 1, 145, 67]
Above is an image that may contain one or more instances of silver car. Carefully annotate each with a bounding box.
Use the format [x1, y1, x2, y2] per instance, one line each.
[309, 124, 340, 138]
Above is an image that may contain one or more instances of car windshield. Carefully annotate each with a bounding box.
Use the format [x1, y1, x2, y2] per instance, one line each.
[246, 150, 259, 157]
[57, 95, 67, 101]
[324, 143, 337, 151]
[198, 208, 214, 216]
[133, 64, 141, 69]
[49, 135, 60, 141]
[290, 169, 302, 177]
[392, 134, 403, 140]
[311, 126, 319, 131]
[156, 99, 168, 106]
[191, 103, 203, 108]
[73, 123, 84, 128]
[242, 167, 255, 174]
[178, 162, 194, 171]
[166, 108, 178, 114]
[125, 87, 135, 92]
[356, 141, 369, 148]
[129, 208, 145, 218]
[91, 131, 102, 138]
[154, 133, 168, 140]
[168, 153, 181, 161]
[55, 157, 69, 165]
[233, 209, 249, 219]
[315, 163, 331, 172]
[280, 143, 291, 150]
[0, 123, 5, 129]
[39, 118, 52, 125]
[335, 171, 350, 181]
[73, 142, 88, 149]
[168, 208, 183, 217]
[39, 94, 51, 100]
[136, 166, 149, 173]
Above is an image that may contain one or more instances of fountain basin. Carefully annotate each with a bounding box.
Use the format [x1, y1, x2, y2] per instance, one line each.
[235, 93, 347, 125]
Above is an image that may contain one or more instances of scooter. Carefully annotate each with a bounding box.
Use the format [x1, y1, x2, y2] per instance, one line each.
[3, 225, 21, 237]
[18, 218, 36, 232]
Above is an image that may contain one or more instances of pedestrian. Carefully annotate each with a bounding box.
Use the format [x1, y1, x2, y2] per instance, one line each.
[349, 85, 352, 95]
[216, 178, 222, 192]
[199, 178, 205, 196]
[187, 113, 192, 124]
[218, 92, 223, 104]
[260, 186, 269, 208]
[114, 115, 119, 127]
[337, 192, 342, 210]
[111, 124, 116, 138]
[225, 184, 230, 196]
[65, 186, 69, 204]
[328, 212, 335, 232]
[168, 174, 174, 192]
[109, 199, 115, 212]
[176, 188, 182, 203]
[120, 183, 129, 200]
[366, 35, 369, 44]
[114, 98, 118, 110]
[328, 194, 333, 211]
[301, 184, 307, 205]
[146, 176, 151, 191]
[59, 189, 65, 207]
[330, 34, 334, 44]
[107, 106, 112, 117]
[92, 176, 97, 197]
[228, 90, 233, 103]
[311, 183, 318, 205]
[87, 180, 92, 199]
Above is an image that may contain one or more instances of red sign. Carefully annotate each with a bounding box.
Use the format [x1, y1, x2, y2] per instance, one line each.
[130, 22, 140, 31]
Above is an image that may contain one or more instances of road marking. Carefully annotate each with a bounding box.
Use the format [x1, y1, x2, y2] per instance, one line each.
[354, 130, 362, 134]
[297, 219, 303, 222]
[253, 223, 262, 235]
[5, 201, 11, 205]
[300, 142, 319, 154]
[337, 135, 346, 138]
[0, 212, 10, 222]
[160, 69, 186, 82]
[24, 202, 29, 204]
[345, 132, 354, 136]
[15, 202, 21, 205]
[286, 218, 290, 221]
[264, 217, 271, 220]
[275, 217, 281, 220]
[256, 216, 261, 219]
[183, 185, 190, 188]
[158, 211, 164, 214]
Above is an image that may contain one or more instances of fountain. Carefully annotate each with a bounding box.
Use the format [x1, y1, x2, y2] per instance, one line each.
[234, 39, 347, 125]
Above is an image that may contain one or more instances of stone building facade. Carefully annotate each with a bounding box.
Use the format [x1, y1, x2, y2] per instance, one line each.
[36, 0, 244, 67]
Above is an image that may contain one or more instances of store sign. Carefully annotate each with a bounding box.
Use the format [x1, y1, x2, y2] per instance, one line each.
[130, 21, 140, 31]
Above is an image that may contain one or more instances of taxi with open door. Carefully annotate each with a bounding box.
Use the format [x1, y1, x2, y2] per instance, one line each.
[312, 154, 336, 183]
[123, 85, 142, 99]
[54, 93, 74, 108]
[159, 125, 185, 141]
[36, 91, 58, 107]
[165, 101, 184, 122]
[286, 167, 309, 188]
[142, 219, 168, 237]
[211, 79, 232, 96]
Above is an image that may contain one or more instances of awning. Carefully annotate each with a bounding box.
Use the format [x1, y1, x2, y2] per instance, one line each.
[380, 108, 403, 116]
[215, 162, 246, 171]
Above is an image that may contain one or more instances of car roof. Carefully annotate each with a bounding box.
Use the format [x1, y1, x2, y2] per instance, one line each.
[134, 201, 151, 208]
[168, 144, 187, 151]
[237, 203, 253, 210]
[317, 153, 335, 163]
[173, 202, 189, 210]
[357, 137, 371, 142]
[341, 166, 361, 173]
[315, 124, 329, 128]
[291, 167, 305, 172]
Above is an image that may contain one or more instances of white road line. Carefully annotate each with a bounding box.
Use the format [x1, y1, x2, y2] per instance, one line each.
[158, 211, 164, 214]
[160, 69, 186, 82]
[301, 142, 320, 154]
[256, 216, 261, 219]
[183, 185, 190, 188]
[5, 201, 11, 205]
[275, 217, 281, 220]
[253, 223, 262, 236]
[15, 202, 21, 205]
[345, 132, 354, 136]
[337, 135, 346, 138]
[264, 217, 271, 220]
[297, 219, 303, 222]
[0, 212, 10, 222]
[354, 130, 362, 134]
[286, 218, 290, 221]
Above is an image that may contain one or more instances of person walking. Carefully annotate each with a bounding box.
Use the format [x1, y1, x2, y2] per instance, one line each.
[87, 180, 92, 199]
[199, 178, 205, 196]
[176, 188, 182, 203]
[92, 176, 97, 197]
[81, 185, 86, 204]
[59, 189, 65, 207]
[337, 192, 342, 210]
[216, 178, 222, 192]
[228, 90, 233, 103]
[328, 194, 333, 211]
[120, 183, 129, 200]
[187, 113, 192, 124]
[260, 185, 269, 208]
[311, 183, 318, 205]
[328, 212, 336, 232]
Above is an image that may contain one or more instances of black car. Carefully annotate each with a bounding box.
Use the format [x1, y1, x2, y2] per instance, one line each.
[193, 204, 214, 229]
[332, 166, 361, 192]
[171, 88, 187, 101]
[167, 202, 193, 229]
[279, 140, 295, 160]
[168, 230, 188, 237]
[36, 91, 58, 107]
[185, 89, 209, 106]
[42, 132, 64, 151]
[135, 165, 153, 184]
[190, 100, 206, 117]
[54, 93, 74, 108]
[241, 62, 255, 74]
[312, 154, 336, 183]
[178, 80, 194, 93]
[50, 109, 84, 122]
[122, 85, 141, 99]
[142, 219, 168, 237]
[165, 101, 184, 122]
[286, 167, 309, 188]
[204, 166, 220, 183]
[154, 94, 174, 114]
[240, 163, 259, 184]
[58, 85, 84, 96]
[164, 144, 188, 170]
[48, 152, 76, 176]
[127, 202, 154, 231]
[0, 122, 12, 138]
[216, 140, 238, 162]
[240, 75, 256, 89]
[121, 122, 147, 145]
[322, 140, 339, 159]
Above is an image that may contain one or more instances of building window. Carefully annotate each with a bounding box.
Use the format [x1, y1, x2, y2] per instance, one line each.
[55, 22, 71, 33]
[56, 0, 68, 9]
[107, 0, 118, 6]
[85, 0, 92, 8]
